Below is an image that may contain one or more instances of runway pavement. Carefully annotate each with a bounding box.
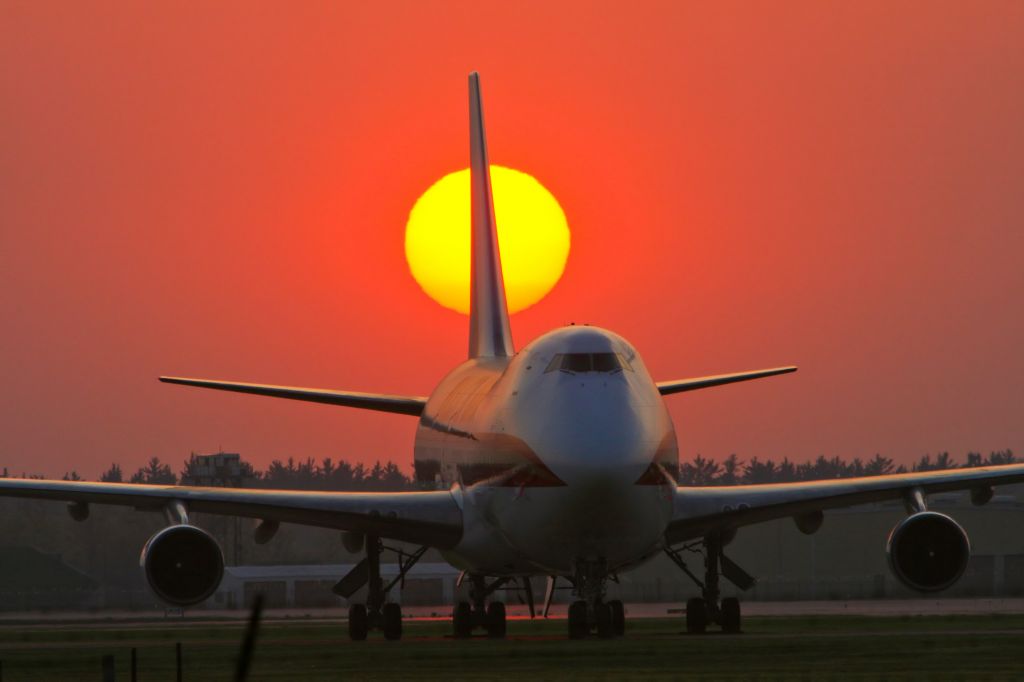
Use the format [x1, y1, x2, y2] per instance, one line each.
[2, 597, 1023, 626]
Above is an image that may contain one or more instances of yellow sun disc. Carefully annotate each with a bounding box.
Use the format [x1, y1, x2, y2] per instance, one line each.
[405, 166, 570, 315]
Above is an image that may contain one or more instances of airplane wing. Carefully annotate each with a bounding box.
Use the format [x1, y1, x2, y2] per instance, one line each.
[656, 366, 797, 395]
[159, 377, 428, 416]
[0, 478, 462, 548]
[667, 463, 1024, 544]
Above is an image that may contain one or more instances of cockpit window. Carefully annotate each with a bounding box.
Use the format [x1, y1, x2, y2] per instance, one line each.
[544, 353, 633, 374]
[591, 353, 621, 372]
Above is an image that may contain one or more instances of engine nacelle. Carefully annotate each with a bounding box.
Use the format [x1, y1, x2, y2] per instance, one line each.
[140, 525, 224, 606]
[886, 511, 970, 592]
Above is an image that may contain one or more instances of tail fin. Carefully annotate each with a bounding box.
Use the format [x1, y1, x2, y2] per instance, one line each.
[467, 72, 515, 359]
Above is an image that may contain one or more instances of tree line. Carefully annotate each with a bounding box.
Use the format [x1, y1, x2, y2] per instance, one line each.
[678, 450, 1017, 486]
[103, 456, 417, 491]
[1, 449, 1017, 490]
[2, 456, 419, 491]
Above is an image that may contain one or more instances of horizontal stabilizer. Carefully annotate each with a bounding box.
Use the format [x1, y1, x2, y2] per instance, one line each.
[159, 377, 427, 416]
[656, 366, 797, 396]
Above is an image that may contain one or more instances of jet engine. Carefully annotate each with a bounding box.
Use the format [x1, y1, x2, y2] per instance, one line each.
[886, 511, 970, 592]
[140, 525, 224, 606]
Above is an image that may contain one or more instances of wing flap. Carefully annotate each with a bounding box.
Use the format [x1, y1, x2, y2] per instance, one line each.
[657, 366, 797, 396]
[159, 377, 427, 417]
[0, 478, 462, 548]
[667, 463, 1024, 544]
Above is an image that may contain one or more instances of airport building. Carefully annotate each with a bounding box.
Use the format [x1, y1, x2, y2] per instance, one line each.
[211, 563, 459, 609]
[0, 546, 98, 611]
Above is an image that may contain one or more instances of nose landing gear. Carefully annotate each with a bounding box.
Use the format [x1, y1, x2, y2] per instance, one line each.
[666, 533, 755, 635]
[452, 574, 510, 638]
[567, 560, 625, 639]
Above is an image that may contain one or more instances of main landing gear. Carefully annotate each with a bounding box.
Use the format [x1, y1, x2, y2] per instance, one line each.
[665, 533, 755, 634]
[334, 534, 427, 641]
[565, 560, 625, 639]
[452, 574, 519, 638]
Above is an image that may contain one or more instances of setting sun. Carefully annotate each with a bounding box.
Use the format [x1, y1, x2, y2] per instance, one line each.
[405, 165, 570, 314]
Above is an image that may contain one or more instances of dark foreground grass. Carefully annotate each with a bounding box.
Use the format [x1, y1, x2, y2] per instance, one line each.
[1, 614, 1023, 681]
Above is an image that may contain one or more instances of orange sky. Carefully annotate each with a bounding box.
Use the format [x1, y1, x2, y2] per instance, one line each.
[1, 1, 1022, 478]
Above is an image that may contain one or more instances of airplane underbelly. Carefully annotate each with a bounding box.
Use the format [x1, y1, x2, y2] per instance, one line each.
[443, 482, 672, 575]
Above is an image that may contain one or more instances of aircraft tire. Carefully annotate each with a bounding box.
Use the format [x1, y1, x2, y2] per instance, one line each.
[595, 603, 613, 638]
[453, 601, 473, 638]
[382, 603, 403, 641]
[721, 597, 741, 633]
[608, 599, 625, 636]
[568, 600, 588, 639]
[348, 603, 368, 641]
[486, 601, 507, 638]
[685, 597, 707, 634]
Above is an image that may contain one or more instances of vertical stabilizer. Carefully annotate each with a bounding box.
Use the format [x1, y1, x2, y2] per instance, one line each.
[468, 72, 515, 359]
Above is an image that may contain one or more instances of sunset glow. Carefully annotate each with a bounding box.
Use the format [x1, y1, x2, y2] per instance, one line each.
[405, 166, 570, 315]
[1, 3, 1021, 477]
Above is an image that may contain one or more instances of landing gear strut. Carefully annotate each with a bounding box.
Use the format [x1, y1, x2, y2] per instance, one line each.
[666, 533, 753, 634]
[566, 560, 624, 639]
[452, 574, 509, 638]
[335, 535, 428, 641]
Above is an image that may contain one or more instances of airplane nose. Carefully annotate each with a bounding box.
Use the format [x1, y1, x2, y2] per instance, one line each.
[500, 376, 674, 568]
[526, 382, 660, 488]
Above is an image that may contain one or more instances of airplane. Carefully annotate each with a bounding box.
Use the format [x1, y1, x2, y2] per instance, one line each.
[3, 72, 1023, 641]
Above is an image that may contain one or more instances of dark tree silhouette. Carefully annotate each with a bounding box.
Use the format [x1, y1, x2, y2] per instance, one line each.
[130, 457, 176, 484]
[719, 454, 743, 485]
[32, 448, 1019, 492]
[674, 450, 1009, 486]
[680, 455, 721, 485]
[989, 449, 1016, 465]
[864, 454, 896, 476]
[100, 463, 123, 483]
[934, 452, 957, 470]
[912, 453, 957, 472]
[776, 458, 797, 482]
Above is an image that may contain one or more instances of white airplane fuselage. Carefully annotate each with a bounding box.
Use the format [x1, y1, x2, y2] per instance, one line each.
[414, 325, 678, 575]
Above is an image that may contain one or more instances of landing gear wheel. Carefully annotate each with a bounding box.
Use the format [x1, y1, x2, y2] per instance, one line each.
[347, 603, 368, 641]
[721, 597, 741, 633]
[486, 601, 507, 639]
[608, 600, 625, 636]
[382, 603, 403, 641]
[595, 603, 613, 638]
[685, 597, 707, 634]
[453, 601, 473, 638]
[568, 600, 589, 639]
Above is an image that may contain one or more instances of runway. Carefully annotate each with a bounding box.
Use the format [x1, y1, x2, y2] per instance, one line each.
[1, 608, 1023, 680]
[2, 597, 1023, 626]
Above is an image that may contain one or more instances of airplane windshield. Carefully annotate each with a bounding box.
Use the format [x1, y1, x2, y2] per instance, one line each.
[544, 353, 632, 374]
